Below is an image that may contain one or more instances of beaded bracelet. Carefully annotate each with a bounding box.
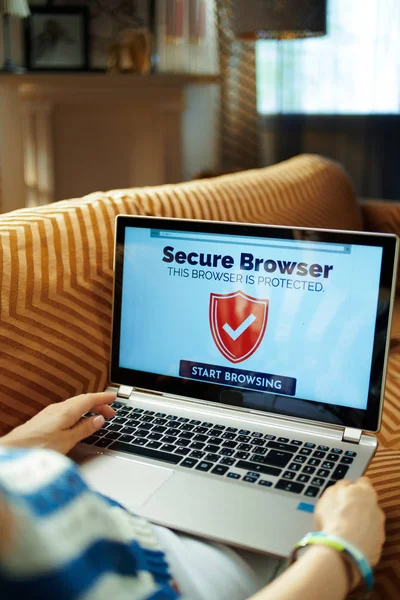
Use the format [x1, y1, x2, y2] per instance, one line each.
[290, 531, 374, 593]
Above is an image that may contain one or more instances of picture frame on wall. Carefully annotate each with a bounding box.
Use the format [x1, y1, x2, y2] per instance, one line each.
[24, 6, 89, 71]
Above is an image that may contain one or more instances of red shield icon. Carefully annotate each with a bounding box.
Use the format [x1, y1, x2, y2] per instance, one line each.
[209, 291, 269, 364]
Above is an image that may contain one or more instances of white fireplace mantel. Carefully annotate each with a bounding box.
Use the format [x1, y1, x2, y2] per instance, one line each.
[0, 73, 219, 213]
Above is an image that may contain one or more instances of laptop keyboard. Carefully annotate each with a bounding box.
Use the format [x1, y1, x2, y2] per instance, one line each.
[82, 402, 357, 499]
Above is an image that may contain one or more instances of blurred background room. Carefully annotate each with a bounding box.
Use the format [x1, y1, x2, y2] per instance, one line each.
[0, 0, 399, 213]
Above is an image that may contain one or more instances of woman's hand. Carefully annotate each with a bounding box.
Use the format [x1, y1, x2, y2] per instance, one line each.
[0, 392, 116, 455]
[315, 477, 385, 576]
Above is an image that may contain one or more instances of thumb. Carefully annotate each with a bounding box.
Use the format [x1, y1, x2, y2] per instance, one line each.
[71, 415, 105, 444]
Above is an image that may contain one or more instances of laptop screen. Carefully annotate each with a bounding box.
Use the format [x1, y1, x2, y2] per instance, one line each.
[111, 217, 398, 433]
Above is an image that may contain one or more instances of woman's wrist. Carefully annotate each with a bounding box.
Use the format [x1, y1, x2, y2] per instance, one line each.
[302, 545, 354, 594]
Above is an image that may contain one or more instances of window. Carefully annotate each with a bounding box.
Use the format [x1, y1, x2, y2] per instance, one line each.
[256, 0, 400, 115]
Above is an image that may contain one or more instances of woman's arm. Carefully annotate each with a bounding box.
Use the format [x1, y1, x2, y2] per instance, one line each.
[250, 478, 385, 600]
[0, 392, 116, 454]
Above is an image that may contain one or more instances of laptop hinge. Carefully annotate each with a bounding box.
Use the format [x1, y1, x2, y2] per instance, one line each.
[117, 385, 134, 399]
[342, 427, 362, 444]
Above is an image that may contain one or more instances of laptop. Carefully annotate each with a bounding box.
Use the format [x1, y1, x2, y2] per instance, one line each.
[75, 215, 398, 558]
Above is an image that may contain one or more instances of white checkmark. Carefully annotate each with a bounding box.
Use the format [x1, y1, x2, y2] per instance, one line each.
[223, 313, 257, 341]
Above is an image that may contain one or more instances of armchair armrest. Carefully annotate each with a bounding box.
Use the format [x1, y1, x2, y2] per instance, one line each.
[360, 448, 400, 599]
[360, 199, 400, 237]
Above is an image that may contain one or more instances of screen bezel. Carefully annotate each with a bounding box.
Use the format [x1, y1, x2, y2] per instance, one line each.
[111, 215, 398, 433]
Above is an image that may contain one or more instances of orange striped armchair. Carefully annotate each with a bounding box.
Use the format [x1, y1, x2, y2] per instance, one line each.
[0, 154, 399, 597]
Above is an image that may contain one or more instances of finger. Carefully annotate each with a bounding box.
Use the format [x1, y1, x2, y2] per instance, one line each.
[69, 414, 105, 444]
[66, 392, 117, 418]
[95, 404, 116, 419]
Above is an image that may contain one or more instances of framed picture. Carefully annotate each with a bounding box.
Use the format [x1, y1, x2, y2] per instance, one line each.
[25, 6, 89, 71]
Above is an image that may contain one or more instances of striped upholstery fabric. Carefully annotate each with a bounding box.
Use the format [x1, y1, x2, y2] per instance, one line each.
[0, 153, 399, 598]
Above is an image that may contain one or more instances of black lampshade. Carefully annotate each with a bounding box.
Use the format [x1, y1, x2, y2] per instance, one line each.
[232, 0, 327, 40]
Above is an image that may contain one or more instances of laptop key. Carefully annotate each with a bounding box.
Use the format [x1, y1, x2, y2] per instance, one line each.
[227, 472, 240, 479]
[305, 486, 320, 497]
[226, 427, 238, 433]
[313, 451, 326, 459]
[206, 454, 220, 463]
[132, 437, 147, 446]
[264, 434, 276, 440]
[175, 446, 190, 456]
[267, 441, 299, 453]
[163, 435, 178, 444]
[208, 437, 222, 445]
[239, 429, 250, 436]
[153, 425, 167, 434]
[220, 449, 234, 457]
[327, 454, 339, 462]
[277, 437, 289, 443]
[119, 434, 135, 443]
[178, 417, 189, 423]
[288, 462, 302, 472]
[251, 432, 263, 438]
[190, 450, 205, 459]
[253, 447, 267, 455]
[247, 471, 260, 478]
[237, 435, 250, 443]
[235, 451, 250, 460]
[235, 460, 281, 477]
[153, 418, 167, 425]
[108, 424, 121, 432]
[317, 445, 329, 452]
[251, 439, 265, 447]
[104, 432, 120, 441]
[303, 466, 316, 475]
[258, 479, 273, 487]
[291, 440, 303, 446]
[275, 480, 304, 494]
[193, 434, 208, 442]
[322, 461, 335, 470]
[297, 474, 310, 483]
[345, 450, 357, 457]
[180, 458, 197, 468]
[82, 435, 99, 445]
[147, 441, 162, 450]
[167, 415, 178, 420]
[294, 455, 307, 464]
[331, 448, 343, 454]
[256, 450, 292, 468]
[190, 442, 205, 450]
[317, 469, 330, 478]
[181, 424, 194, 431]
[299, 448, 312, 456]
[341, 457, 354, 465]
[220, 457, 236, 466]
[311, 477, 325, 487]
[222, 432, 236, 440]
[222, 440, 237, 449]
[283, 471, 296, 480]
[190, 419, 201, 425]
[332, 465, 349, 480]
[243, 476, 257, 483]
[204, 444, 219, 453]
[196, 461, 213, 472]
[304, 442, 315, 449]
[155, 412, 166, 418]
[307, 458, 321, 467]
[147, 432, 163, 441]
[161, 444, 176, 453]
[179, 431, 194, 440]
[109, 441, 181, 464]
[202, 422, 213, 428]
[194, 426, 208, 434]
[214, 424, 225, 430]
[211, 465, 229, 476]
[121, 426, 135, 435]
[238, 443, 252, 452]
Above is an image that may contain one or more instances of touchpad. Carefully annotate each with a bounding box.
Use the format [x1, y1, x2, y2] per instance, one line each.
[79, 454, 174, 510]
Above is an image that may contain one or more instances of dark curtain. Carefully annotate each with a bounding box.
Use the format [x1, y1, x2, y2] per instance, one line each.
[265, 114, 400, 200]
